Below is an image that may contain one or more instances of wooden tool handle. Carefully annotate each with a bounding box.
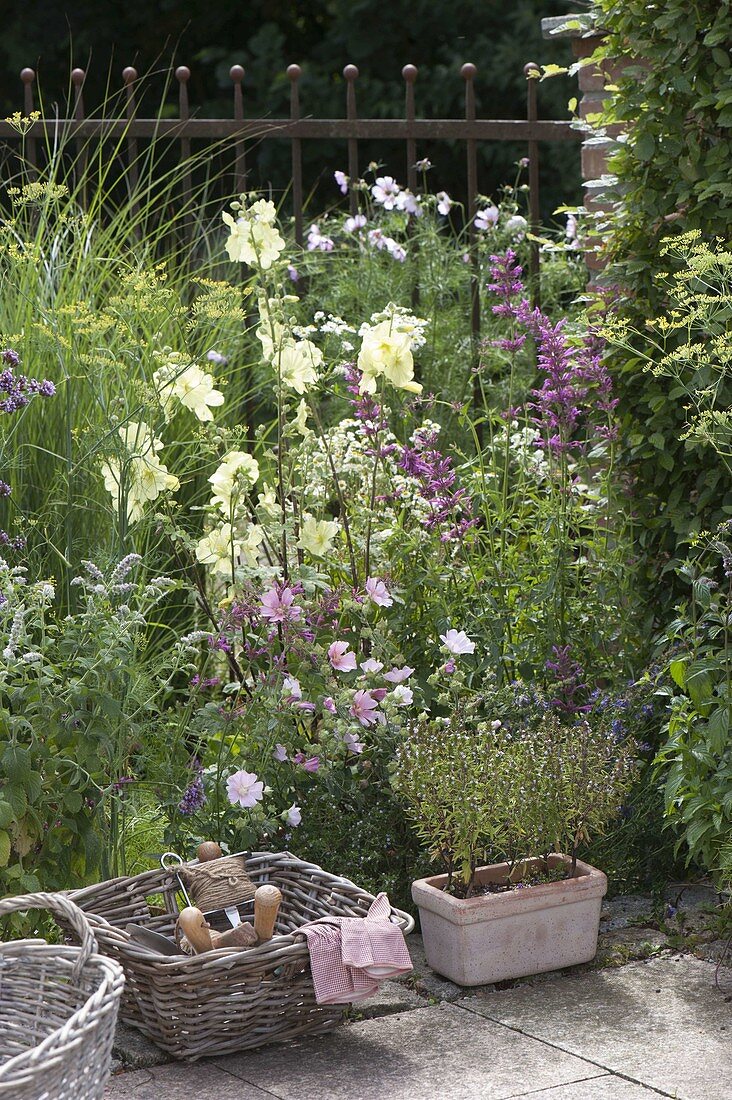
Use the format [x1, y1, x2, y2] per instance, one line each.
[177, 906, 213, 954]
[197, 841, 223, 862]
[211, 922, 258, 949]
[254, 884, 282, 943]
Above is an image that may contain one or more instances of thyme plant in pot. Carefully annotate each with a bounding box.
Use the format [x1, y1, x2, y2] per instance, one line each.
[394, 676, 637, 986]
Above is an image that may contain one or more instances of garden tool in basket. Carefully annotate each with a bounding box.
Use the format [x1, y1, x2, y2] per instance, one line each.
[165, 842, 282, 953]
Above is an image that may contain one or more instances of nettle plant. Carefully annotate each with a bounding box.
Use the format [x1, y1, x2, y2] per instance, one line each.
[394, 652, 637, 897]
[96, 194, 482, 850]
[655, 535, 732, 878]
[0, 554, 181, 893]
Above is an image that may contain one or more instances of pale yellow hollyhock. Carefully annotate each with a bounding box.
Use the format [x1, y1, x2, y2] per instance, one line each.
[357, 321, 422, 395]
[298, 514, 340, 557]
[256, 318, 288, 363]
[257, 484, 281, 519]
[195, 523, 241, 575]
[247, 198, 277, 224]
[222, 213, 285, 270]
[239, 523, 265, 566]
[209, 451, 260, 513]
[171, 364, 224, 422]
[275, 341, 322, 394]
[293, 398, 312, 435]
[101, 422, 179, 522]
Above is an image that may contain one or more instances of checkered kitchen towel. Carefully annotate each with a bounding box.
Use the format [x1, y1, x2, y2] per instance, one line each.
[297, 892, 412, 1005]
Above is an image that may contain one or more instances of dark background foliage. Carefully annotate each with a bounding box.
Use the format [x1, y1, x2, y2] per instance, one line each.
[0, 0, 582, 222]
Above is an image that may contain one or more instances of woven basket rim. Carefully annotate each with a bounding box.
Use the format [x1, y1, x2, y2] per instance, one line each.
[0, 943, 123, 1081]
[72, 848, 415, 971]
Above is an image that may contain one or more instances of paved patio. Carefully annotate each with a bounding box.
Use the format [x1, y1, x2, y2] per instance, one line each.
[105, 951, 731, 1099]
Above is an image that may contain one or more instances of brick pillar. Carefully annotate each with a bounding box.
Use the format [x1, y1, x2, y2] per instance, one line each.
[541, 17, 614, 273]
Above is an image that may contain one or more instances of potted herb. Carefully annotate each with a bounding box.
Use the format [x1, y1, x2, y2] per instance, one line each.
[393, 669, 637, 986]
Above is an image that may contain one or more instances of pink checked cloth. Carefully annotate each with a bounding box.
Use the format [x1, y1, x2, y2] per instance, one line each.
[297, 892, 412, 1005]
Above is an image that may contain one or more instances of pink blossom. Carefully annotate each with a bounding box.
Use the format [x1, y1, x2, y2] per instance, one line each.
[273, 743, 288, 762]
[292, 753, 320, 772]
[436, 191, 452, 216]
[475, 205, 499, 231]
[334, 170, 349, 195]
[328, 640, 357, 672]
[226, 769, 264, 808]
[295, 701, 316, 713]
[439, 629, 475, 655]
[443, 658, 456, 674]
[282, 675, 302, 700]
[372, 176, 401, 210]
[383, 665, 414, 684]
[350, 689, 380, 727]
[365, 577, 393, 607]
[344, 731, 365, 754]
[344, 214, 367, 233]
[370, 688, 388, 702]
[323, 696, 337, 714]
[360, 658, 384, 674]
[285, 803, 302, 826]
[260, 586, 303, 623]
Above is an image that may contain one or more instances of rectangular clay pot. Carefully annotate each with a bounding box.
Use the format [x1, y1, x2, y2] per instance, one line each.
[411, 853, 607, 987]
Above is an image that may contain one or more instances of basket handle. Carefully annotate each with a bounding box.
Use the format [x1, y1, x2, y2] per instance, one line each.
[0, 891, 98, 979]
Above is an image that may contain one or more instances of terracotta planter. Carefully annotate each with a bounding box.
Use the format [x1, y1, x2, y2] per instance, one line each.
[411, 853, 607, 987]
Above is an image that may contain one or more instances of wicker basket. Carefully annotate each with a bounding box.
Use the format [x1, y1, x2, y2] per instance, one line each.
[70, 850, 414, 1061]
[0, 891, 125, 1100]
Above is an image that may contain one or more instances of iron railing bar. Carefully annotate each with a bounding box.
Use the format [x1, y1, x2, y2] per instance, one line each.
[230, 64, 247, 194]
[525, 63, 542, 307]
[20, 67, 38, 172]
[0, 118, 580, 141]
[344, 65, 359, 215]
[288, 64, 304, 246]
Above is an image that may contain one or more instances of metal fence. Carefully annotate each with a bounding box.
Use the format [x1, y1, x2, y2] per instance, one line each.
[0, 60, 582, 318]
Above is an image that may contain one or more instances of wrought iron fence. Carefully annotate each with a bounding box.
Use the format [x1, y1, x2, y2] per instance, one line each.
[0, 60, 582, 319]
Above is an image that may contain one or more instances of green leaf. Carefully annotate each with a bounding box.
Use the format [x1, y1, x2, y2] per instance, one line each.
[0, 802, 13, 830]
[0, 831, 10, 868]
[634, 132, 656, 162]
[670, 659, 687, 688]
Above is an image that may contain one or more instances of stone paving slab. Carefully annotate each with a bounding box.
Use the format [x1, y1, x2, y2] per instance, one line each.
[208, 1003, 615, 1100]
[459, 955, 732, 1100]
[104, 1062, 271, 1099]
[520, 1076, 665, 1098]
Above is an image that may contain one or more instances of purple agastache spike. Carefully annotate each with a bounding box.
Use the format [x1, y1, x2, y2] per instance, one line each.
[485, 253, 619, 455]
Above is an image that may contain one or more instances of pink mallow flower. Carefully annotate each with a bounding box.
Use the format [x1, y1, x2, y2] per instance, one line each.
[273, 743, 288, 762]
[226, 769, 264, 808]
[260, 586, 303, 623]
[439, 629, 475, 655]
[293, 753, 320, 773]
[360, 658, 384, 674]
[328, 640, 357, 672]
[344, 731, 365, 754]
[350, 689, 380, 727]
[285, 803, 302, 827]
[383, 665, 414, 684]
[323, 696, 337, 714]
[392, 684, 413, 705]
[365, 577, 393, 607]
[282, 675, 302, 699]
